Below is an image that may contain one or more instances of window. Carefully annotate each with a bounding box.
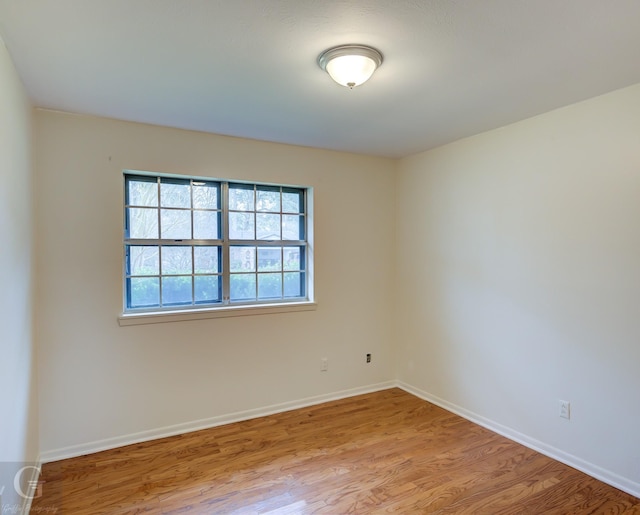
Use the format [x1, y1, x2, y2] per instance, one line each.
[123, 172, 311, 314]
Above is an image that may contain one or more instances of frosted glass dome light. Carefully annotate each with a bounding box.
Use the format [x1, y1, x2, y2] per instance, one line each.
[318, 45, 383, 89]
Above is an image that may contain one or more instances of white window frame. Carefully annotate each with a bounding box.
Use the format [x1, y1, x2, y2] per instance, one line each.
[118, 171, 315, 326]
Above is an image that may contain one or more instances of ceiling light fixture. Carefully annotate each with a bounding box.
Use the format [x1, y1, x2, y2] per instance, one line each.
[317, 44, 383, 89]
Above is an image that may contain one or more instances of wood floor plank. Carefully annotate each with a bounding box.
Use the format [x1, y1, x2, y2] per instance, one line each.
[31, 388, 639, 514]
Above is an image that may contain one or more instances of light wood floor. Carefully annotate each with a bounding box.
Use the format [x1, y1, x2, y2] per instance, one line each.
[31, 388, 639, 514]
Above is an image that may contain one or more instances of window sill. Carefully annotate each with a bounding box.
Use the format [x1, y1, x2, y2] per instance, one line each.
[118, 301, 317, 326]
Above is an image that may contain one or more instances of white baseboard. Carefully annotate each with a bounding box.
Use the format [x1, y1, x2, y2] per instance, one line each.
[396, 381, 640, 500]
[39, 381, 396, 464]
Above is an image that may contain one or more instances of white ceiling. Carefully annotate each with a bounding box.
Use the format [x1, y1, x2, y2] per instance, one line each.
[1, 0, 640, 158]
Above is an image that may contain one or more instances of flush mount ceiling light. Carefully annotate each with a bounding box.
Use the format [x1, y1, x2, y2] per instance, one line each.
[317, 44, 383, 89]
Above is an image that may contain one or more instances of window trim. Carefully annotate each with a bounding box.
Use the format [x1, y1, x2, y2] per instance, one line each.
[120, 170, 314, 323]
[117, 300, 317, 326]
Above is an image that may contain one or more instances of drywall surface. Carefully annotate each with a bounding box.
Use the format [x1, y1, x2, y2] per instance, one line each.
[396, 83, 640, 494]
[35, 111, 396, 456]
[0, 39, 38, 510]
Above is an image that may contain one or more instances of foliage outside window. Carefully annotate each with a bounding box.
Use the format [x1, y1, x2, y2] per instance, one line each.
[124, 173, 309, 312]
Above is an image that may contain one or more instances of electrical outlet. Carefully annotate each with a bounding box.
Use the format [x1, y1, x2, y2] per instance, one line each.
[321, 358, 328, 372]
[366, 353, 371, 363]
[559, 399, 570, 419]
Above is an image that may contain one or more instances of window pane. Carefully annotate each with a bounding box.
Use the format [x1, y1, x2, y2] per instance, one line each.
[229, 212, 255, 239]
[258, 273, 282, 299]
[161, 209, 191, 239]
[194, 246, 219, 273]
[283, 247, 303, 271]
[256, 187, 280, 212]
[128, 178, 158, 207]
[282, 188, 303, 213]
[258, 247, 281, 272]
[256, 213, 281, 240]
[283, 215, 304, 240]
[161, 180, 191, 208]
[284, 272, 305, 298]
[162, 246, 192, 275]
[230, 274, 256, 301]
[195, 276, 220, 303]
[162, 276, 192, 305]
[193, 210, 219, 239]
[129, 277, 159, 308]
[230, 246, 255, 272]
[128, 246, 159, 275]
[229, 184, 254, 211]
[192, 182, 219, 209]
[125, 174, 309, 312]
[128, 208, 158, 239]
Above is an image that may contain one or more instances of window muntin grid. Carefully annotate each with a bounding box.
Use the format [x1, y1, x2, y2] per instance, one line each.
[124, 174, 308, 312]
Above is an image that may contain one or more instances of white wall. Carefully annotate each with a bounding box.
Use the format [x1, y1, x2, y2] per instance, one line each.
[35, 111, 397, 457]
[396, 84, 640, 495]
[0, 39, 37, 510]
